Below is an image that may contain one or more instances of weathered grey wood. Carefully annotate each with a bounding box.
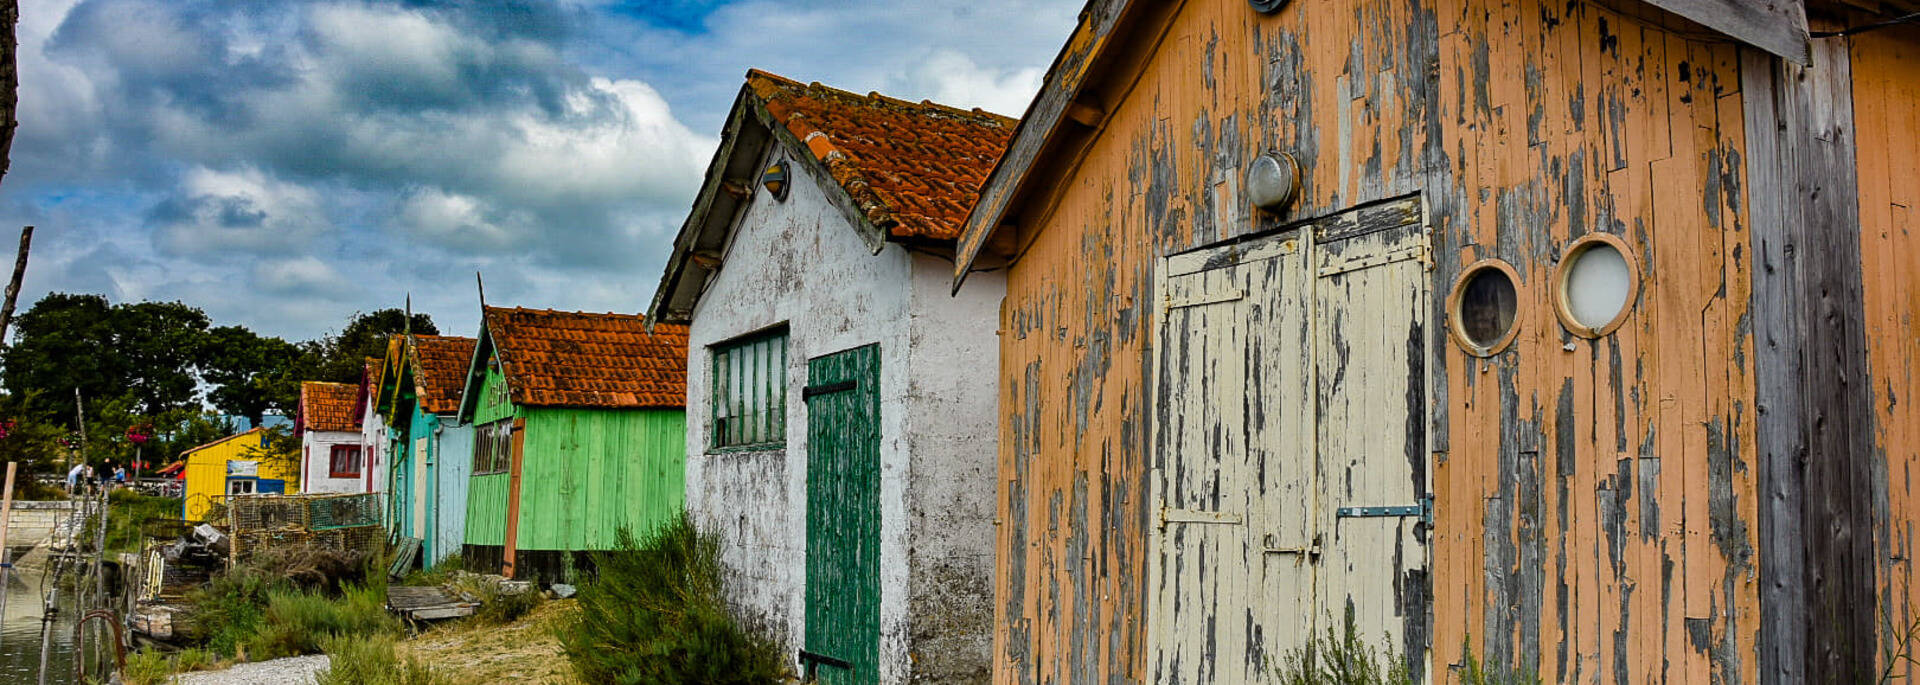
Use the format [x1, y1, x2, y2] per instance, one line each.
[1742, 38, 1875, 683]
[1644, 0, 1810, 64]
[951, 0, 1133, 292]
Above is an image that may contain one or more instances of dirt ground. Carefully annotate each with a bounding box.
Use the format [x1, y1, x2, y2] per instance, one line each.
[397, 598, 585, 684]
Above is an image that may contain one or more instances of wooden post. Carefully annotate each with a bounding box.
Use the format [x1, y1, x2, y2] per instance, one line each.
[502, 417, 526, 579]
[0, 225, 31, 347]
[0, 461, 15, 633]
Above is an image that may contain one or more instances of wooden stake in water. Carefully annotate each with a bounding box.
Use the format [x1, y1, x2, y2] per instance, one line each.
[0, 461, 15, 644]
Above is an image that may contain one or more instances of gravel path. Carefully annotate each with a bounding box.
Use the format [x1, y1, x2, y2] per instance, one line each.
[171, 654, 330, 684]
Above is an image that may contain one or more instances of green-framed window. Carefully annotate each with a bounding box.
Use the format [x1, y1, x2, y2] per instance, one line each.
[712, 329, 787, 450]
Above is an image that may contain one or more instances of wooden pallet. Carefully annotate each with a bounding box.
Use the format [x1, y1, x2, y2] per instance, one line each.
[385, 585, 477, 621]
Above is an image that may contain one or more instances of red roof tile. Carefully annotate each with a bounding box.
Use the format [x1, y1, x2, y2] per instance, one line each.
[746, 70, 1018, 242]
[411, 335, 478, 415]
[485, 307, 689, 409]
[301, 382, 361, 432]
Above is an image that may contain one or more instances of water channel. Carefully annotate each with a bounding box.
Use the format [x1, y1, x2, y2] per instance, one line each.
[0, 568, 79, 684]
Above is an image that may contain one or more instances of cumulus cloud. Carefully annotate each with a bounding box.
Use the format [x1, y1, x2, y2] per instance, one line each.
[149, 166, 330, 255]
[0, 0, 1078, 340]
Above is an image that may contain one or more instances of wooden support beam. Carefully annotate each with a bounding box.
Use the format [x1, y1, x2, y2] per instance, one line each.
[1643, 0, 1810, 64]
[1066, 100, 1106, 127]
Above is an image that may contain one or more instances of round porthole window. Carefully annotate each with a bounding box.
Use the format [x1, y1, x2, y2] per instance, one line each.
[1448, 259, 1520, 357]
[1553, 234, 1639, 338]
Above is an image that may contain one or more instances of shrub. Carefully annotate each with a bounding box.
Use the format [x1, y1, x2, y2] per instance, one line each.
[105, 490, 184, 554]
[474, 583, 543, 626]
[1273, 612, 1540, 685]
[247, 583, 402, 660]
[1274, 607, 1412, 685]
[121, 649, 171, 685]
[559, 514, 788, 685]
[315, 634, 448, 685]
[172, 647, 216, 672]
[181, 566, 279, 658]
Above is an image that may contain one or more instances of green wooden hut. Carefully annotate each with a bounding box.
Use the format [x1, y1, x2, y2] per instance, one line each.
[456, 306, 690, 582]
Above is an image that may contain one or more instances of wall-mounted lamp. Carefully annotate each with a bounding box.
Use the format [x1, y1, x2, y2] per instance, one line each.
[762, 160, 791, 201]
[1249, 0, 1290, 13]
[1246, 152, 1300, 213]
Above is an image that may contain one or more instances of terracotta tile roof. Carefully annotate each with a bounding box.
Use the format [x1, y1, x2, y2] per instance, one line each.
[746, 69, 1018, 242]
[301, 382, 361, 432]
[411, 335, 478, 415]
[485, 307, 689, 409]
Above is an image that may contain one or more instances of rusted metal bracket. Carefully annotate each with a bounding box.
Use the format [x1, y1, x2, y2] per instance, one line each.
[1159, 507, 1243, 527]
[799, 649, 852, 682]
[1335, 497, 1433, 525]
[801, 380, 857, 400]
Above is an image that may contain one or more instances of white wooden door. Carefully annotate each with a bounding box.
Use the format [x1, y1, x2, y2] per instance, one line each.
[1149, 197, 1430, 682]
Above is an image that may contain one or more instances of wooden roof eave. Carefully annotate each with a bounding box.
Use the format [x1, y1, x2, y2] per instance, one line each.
[647, 85, 776, 325]
[455, 316, 503, 424]
[950, 0, 1145, 294]
[651, 73, 941, 325]
[1642, 0, 1811, 64]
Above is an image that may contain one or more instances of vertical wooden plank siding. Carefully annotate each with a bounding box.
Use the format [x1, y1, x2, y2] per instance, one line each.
[989, 0, 1759, 681]
[1848, 20, 1920, 682]
[509, 408, 687, 551]
[433, 422, 473, 567]
[464, 473, 509, 546]
[804, 345, 883, 685]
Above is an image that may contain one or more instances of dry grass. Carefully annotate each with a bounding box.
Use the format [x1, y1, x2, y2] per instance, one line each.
[396, 598, 585, 684]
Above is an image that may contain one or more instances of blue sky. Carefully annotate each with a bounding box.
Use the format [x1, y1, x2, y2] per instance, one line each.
[4, 0, 1080, 340]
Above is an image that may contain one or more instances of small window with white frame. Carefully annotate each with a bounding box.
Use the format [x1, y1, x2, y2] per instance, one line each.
[712, 329, 788, 450]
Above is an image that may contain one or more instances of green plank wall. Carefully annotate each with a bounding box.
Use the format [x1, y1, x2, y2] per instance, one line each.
[463, 362, 515, 547]
[513, 407, 685, 551]
[465, 473, 509, 546]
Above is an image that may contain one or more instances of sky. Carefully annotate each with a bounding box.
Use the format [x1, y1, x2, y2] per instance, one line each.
[3, 0, 1081, 341]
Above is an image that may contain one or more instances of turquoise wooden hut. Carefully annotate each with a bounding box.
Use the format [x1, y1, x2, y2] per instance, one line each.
[457, 307, 689, 582]
[378, 334, 479, 567]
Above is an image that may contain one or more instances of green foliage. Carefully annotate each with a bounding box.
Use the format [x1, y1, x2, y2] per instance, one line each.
[3, 294, 210, 417]
[238, 424, 302, 480]
[198, 325, 309, 427]
[121, 649, 172, 685]
[1273, 617, 1541, 685]
[306, 308, 437, 384]
[171, 647, 215, 672]
[560, 514, 789, 685]
[182, 559, 401, 662]
[183, 566, 279, 658]
[106, 489, 183, 553]
[1274, 607, 1412, 685]
[248, 583, 402, 660]
[475, 584, 544, 626]
[315, 634, 449, 685]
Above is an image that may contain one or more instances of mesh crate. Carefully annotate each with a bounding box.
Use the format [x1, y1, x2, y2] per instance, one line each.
[229, 495, 308, 531]
[307, 494, 381, 530]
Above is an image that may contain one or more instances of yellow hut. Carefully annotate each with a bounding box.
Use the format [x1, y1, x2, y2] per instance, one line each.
[181, 427, 301, 522]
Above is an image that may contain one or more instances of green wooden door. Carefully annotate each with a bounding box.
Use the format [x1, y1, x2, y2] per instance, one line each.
[803, 344, 880, 685]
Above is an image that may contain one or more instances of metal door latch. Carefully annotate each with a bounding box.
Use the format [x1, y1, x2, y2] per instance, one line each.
[1335, 497, 1433, 525]
[1262, 533, 1321, 559]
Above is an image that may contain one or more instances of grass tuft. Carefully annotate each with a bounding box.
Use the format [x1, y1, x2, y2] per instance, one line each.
[316, 634, 449, 685]
[558, 513, 788, 685]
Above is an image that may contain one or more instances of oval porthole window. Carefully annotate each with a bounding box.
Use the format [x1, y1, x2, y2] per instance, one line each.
[1553, 234, 1639, 338]
[1449, 260, 1520, 357]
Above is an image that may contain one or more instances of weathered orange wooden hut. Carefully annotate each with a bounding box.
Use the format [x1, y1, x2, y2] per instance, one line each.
[950, 0, 1920, 682]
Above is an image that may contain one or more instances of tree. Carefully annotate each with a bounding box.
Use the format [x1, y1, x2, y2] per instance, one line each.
[199, 325, 307, 427]
[307, 308, 435, 383]
[2, 293, 211, 421]
[2, 293, 120, 420]
[113, 300, 211, 415]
